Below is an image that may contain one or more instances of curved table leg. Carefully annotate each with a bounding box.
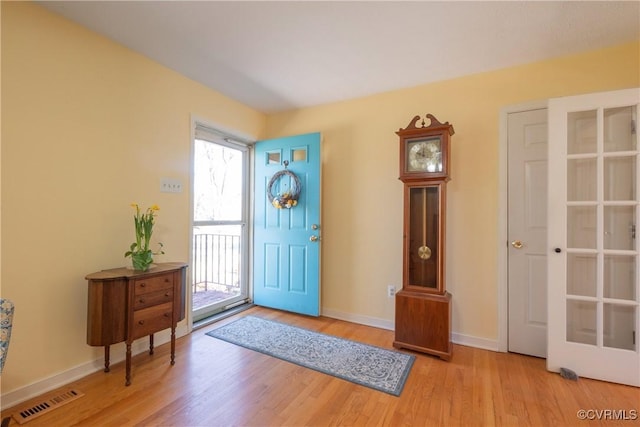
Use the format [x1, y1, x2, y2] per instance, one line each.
[170, 326, 176, 365]
[125, 342, 132, 386]
[103, 345, 111, 372]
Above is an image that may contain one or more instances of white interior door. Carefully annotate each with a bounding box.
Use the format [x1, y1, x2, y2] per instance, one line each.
[548, 88, 639, 386]
[508, 108, 548, 358]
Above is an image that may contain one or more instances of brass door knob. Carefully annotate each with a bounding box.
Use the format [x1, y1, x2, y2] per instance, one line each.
[511, 240, 524, 249]
[309, 235, 319, 242]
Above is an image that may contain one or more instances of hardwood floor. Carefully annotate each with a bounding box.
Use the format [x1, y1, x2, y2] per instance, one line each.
[2, 306, 639, 426]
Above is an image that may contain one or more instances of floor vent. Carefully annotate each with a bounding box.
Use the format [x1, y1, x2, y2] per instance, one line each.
[12, 389, 84, 424]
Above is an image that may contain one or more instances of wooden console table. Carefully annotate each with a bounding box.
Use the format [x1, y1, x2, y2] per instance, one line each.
[86, 262, 187, 385]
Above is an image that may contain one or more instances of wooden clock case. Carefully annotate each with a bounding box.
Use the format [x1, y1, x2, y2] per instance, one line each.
[393, 114, 453, 361]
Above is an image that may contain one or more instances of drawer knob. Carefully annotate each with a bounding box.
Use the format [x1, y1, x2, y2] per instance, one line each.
[139, 299, 145, 304]
[138, 320, 145, 325]
[164, 313, 170, 318]
[140, 283, 146, 288]
[165, 278, 170, 283]
[165, 292, 170, 297]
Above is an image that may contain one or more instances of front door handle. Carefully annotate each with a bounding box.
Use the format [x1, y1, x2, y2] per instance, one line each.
[511, 240, 523, 249]
[310, 235, 319, 242]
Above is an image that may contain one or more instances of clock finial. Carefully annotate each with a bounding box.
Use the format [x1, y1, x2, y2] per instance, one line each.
[399, 114, 454, 135]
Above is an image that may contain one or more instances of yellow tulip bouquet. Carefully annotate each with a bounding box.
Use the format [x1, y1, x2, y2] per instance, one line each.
[124, 203, 164, 271]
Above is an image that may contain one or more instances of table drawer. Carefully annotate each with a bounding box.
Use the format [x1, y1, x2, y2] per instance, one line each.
[133, 288, 174, 310]
[132, 302, 173, 339]
[133, 274, 173, 296]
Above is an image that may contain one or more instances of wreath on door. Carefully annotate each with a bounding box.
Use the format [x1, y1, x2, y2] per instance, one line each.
[267, 162, 301, 209]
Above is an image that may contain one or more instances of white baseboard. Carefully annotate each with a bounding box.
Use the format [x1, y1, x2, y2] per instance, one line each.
[451, 331, 500, 352]
[0, 324, 189, 410]
[321, 308, 395, 331]
[321, 308, 500, 352]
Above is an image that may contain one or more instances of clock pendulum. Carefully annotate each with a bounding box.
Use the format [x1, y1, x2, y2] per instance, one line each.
[417, 187, 431, 260]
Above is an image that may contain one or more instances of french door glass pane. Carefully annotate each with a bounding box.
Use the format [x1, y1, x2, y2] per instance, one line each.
[603, 304, 637, 351]
[567, 206, 597, 249]
[604, 156, 636, 201]
[567, 158, 597, 201]
[604, 206, 636, 250]
[604, 255, 636, 300]
[566, 300, 597, 345]
[604, 106, 636, 152]
[567, 253, 596, 297]
[568, 110, 597, 154]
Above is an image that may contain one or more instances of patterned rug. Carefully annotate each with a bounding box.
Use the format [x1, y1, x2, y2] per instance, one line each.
[206, 316, 414, 396]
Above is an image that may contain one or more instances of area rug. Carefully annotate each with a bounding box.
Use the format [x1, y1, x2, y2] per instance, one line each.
[206, 315, 415, 396]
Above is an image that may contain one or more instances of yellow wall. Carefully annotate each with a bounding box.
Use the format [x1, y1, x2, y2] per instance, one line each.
[265, 41, 640, 340]
[1, 2, 265, 393]
[2, 0, 639, 398]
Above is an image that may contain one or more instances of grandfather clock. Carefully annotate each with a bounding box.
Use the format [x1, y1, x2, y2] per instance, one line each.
[393, 114, 453, 361]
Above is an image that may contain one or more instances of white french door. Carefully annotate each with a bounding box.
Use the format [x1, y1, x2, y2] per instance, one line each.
[548, 88, 639, 386]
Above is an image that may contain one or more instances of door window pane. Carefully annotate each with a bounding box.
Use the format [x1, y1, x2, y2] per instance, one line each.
[604, 206, 636, 250]
[567, 300, 597, 345]
[603, 304, 637, 351]
[567, 206, 597, 249]
[267, 151, 281, 165]
[604, 255, 636, 300]
[567, 158, 597, 201]
[568, 110, 597, 154]
[291, 148, 307, 162]
[604, 156, 636, 201]
[567, 254, 596, 297]
[604, 106, 636, 152]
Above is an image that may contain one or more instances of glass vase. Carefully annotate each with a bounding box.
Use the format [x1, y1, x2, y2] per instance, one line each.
[131, 250, 153, 271]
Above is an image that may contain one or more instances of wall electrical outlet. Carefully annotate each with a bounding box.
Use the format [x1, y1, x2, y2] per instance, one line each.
[161, 178, 183, 193]
[387, 285, 396, 298]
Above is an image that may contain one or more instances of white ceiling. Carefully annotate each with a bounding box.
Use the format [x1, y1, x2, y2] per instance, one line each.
[37, 1, 640, 113]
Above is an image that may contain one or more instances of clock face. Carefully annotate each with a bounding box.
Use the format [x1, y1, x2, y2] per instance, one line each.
[407, 137, 442, 173]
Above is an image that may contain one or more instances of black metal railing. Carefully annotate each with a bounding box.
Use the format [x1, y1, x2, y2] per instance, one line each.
[192, 233, 241, 295]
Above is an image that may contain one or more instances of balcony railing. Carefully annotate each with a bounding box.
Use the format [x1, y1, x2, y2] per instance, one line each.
[192, 232, 241, 310]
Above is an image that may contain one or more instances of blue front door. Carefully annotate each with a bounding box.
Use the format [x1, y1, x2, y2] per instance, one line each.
[253, 133, 321, 316]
